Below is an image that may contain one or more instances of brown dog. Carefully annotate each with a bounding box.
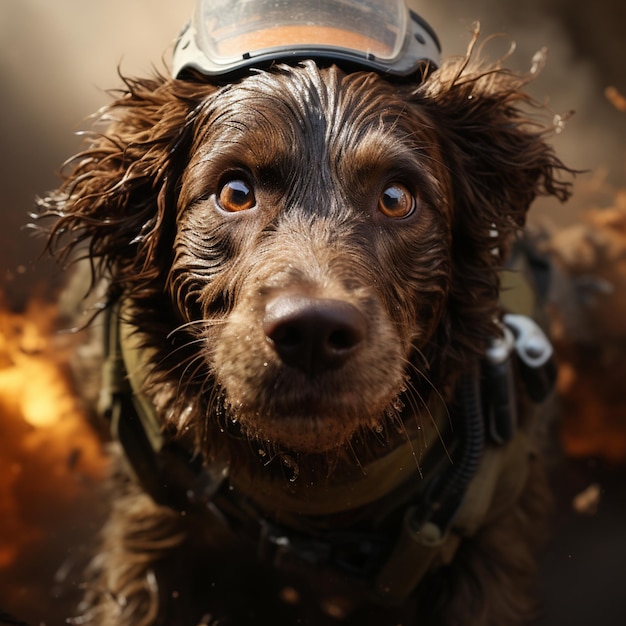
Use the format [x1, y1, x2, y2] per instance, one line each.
[40, 32, 571, 626]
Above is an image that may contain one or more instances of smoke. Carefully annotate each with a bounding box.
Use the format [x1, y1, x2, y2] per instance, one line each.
[1, 0, 624, 306]
[421, 0, 626, 213]
[2, 0, 624, 304]
[0, 0, 193, 306]
[0, 2, 623, 623]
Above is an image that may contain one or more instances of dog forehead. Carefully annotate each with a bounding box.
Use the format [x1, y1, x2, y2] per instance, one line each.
[192, 63, 423, 168]
[220, 65, 406, 125]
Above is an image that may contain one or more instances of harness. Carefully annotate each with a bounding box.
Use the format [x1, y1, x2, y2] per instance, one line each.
[99, 293, 555, 606]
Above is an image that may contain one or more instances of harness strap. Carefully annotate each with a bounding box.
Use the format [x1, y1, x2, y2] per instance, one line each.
[99, 303, 213, 512]
[374, 429, 535, 605]
[373, 316, 553, 605]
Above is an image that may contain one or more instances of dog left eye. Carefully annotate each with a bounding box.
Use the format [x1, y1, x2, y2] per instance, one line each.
[217, 179, 256, 212]
[378, 183, 415, 219]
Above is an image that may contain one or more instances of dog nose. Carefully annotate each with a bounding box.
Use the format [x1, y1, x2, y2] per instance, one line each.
[263, 296, 367, 375]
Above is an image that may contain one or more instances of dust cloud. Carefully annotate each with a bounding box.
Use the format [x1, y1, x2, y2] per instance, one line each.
[1, 1, 624, 304]
[0, 2, 624, 625]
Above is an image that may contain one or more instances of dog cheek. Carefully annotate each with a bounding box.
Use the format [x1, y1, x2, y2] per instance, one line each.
[210, 307, 273, 398]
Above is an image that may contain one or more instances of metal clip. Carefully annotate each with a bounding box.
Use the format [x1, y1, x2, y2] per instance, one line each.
[503, 314, 557, 403]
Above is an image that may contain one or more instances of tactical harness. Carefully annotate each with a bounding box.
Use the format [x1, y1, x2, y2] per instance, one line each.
[99, 293, 555, 606]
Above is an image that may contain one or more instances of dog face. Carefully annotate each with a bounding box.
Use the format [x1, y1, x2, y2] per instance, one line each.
[41, 56, 571, 462]
[168, 65, 452, 452]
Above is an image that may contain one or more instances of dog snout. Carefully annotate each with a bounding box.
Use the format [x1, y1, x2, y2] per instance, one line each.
[263, 296, 367, 376]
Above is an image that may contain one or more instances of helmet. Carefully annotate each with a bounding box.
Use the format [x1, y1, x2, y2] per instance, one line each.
[172, 0, 441, 80]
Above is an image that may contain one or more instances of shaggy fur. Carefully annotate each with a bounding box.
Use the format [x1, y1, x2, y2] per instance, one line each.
[40, 32, 571, 626]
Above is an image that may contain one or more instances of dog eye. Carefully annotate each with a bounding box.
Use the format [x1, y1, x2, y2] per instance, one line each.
[217, 179, 256, 212]
[378, 183, 415, 219]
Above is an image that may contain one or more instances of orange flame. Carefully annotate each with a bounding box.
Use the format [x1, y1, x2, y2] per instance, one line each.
[0, 295, 107, 575]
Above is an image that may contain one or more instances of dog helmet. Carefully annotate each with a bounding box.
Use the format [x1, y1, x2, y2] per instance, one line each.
[172, 0, 441, 79]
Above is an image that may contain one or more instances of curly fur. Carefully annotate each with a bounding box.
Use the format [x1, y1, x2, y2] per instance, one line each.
[40, 30, 571, 626]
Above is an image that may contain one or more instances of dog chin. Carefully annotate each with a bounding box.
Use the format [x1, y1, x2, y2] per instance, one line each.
[224, 394, 388, 453]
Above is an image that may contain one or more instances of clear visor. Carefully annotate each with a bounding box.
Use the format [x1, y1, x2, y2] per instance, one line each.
[173, 0, 440, 78]
[197, 0, 406, 63]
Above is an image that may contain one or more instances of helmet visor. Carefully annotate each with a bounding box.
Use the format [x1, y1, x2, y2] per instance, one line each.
[197, 0, 406, 62]
[174, 0, 440, 77]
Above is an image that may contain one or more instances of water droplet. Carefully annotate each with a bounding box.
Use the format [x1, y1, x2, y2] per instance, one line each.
[392, 397, 405, 412]
[374, 424, 384, 434]
[281, 455, 299, 482]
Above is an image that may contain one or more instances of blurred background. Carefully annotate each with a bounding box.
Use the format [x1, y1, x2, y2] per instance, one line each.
[0, 1, 624, 624]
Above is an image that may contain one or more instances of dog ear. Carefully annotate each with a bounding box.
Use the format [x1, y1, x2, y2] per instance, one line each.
[418, 51, 571, 228]
[38, 74, 216, 301]
[413, 38, 573, 362]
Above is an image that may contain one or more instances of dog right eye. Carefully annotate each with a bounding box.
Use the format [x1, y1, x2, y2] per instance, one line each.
[378, 183, 416, 219]
[217, 178, 256, 212]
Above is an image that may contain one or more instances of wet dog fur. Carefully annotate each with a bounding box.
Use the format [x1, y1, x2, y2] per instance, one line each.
[40, 33, 571, 626]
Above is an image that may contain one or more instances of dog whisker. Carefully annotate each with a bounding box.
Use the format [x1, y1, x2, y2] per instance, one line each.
[176, 355, 207, 398]
[152, 345, 204, 387]
[166, 318, 226, 340]
[396, 357, 454, 464]
[162, 337, 207, 364]
[344, 438, 367, 477]
[374, 385, 426, 475]
[391, 408, 424, 479]
[405, 355, 451, 426]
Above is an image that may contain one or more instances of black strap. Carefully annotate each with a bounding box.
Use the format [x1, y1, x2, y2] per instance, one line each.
[112, 393, 205, 511]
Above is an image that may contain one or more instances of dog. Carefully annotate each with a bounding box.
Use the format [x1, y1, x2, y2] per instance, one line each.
[39, 28, 572, 626]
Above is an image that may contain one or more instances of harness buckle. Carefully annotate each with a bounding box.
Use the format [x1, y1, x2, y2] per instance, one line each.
[375, 508, 456, 606]
[503, 313, 557, 403]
